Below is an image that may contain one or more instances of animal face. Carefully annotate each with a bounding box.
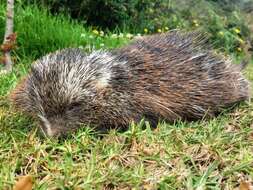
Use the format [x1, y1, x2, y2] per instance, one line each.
[10, 70, 91, 137]
[10, 49, 98, 137]
[10, 48, 125, 137]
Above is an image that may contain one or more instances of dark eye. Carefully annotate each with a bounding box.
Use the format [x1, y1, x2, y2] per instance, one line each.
[68, 102, 82, 110]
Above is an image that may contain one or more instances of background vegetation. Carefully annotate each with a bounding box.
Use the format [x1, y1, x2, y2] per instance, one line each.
[24, 0, 253, 53]
[0, 0, 252, 189]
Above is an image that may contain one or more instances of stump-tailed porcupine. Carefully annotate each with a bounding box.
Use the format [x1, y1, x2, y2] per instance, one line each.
[10, 31, 250, 137]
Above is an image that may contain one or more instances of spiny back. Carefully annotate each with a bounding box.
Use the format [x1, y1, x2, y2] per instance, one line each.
[10, 31, 250, 137]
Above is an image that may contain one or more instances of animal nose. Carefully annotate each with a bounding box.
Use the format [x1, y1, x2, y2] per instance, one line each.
[38, 115, 58, 137]
[39, 122, 53, 137]
[39, 123, 61, 137]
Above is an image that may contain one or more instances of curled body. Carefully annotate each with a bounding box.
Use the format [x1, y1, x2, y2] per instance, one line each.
[10, 31, 250, 137]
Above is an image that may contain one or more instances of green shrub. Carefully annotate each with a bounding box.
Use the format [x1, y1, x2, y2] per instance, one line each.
[1, 0, 252, 57]
[22, 0, 252, 53]
[0, 2, 130, 61]
[24, 0, 153, 30]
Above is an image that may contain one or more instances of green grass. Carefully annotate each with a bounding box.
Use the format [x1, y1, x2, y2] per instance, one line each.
[0, 3, 253, 190]
[0, 3, 130, 60]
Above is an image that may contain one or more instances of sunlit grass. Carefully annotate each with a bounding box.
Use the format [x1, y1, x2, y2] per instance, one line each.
[0, 3, 253, 190]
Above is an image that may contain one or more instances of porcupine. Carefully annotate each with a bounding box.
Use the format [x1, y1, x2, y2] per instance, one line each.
[10, 31, 250, 137]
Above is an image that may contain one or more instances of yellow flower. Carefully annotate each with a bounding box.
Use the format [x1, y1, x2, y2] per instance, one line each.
[148, 8, 154, 13]
[194, 23, 199, 27]
[237, 47, 242, 52]
[193, 20, 198, 24]
[164, 27, 169, 31]
[100, 31, 104, 36]
[126, 33, 133, 39]
[218, 31, 224, 36]
[157, 29, 162, 33]
[92, 29, 99, 35]
[238, 38, 245, 44]
[144, 28, 148, 33]
[234, 28, 240, 34]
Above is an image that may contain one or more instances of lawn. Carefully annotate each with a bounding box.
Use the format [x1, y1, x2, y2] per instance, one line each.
[0, 3, 253, 190]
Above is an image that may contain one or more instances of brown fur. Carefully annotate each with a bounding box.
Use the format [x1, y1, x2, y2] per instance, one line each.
[10, 31, 250, 136]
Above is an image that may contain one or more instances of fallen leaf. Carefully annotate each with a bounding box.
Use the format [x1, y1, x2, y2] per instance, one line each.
[143, 182, 156, 190]
[239, 181, 252, 190]
[13, 175, 33, 190]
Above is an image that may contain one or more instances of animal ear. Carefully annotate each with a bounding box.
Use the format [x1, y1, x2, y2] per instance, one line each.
[9, 76, 30, 112]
